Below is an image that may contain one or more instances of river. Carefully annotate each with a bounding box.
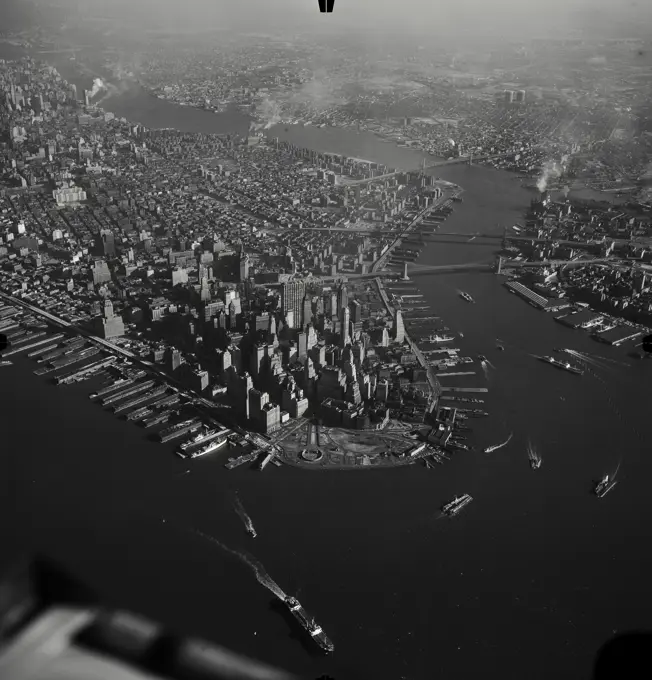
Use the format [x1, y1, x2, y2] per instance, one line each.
[2, 55, 652, 680]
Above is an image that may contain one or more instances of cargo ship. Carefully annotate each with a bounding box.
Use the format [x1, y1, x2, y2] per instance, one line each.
[159, 418, 202, 443]
[459, 291, 475, 303]
[284, 596, 334, 654]
[535, 355, 583, 375]
[179, 436, 228, 459]
[442, 494, 473, 517]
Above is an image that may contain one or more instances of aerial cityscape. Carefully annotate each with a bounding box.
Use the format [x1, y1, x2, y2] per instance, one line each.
[1, 1, 651, 679]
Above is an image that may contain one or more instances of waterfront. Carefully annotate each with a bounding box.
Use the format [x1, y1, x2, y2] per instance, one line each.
[2, 78, 652, 680]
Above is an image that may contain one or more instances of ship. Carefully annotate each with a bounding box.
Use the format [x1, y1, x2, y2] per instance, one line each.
[478, 354, 487, 362]
[527, 441, 542, 470]
[427, 334, 455, 343]
[182, 436, 228, 460]
[459, 291, 475, 303]
[594, 474, 618, 498]
[284, 596, 334, 654]
[178, 427, 220, 452]
[595, 460, 621, 498]
[245, 519, 257, 538]
[484, 432, 513, 454]
[535, 355, 583, 375]
[0, 360, 12, 367]
[442, 494, 473, 517]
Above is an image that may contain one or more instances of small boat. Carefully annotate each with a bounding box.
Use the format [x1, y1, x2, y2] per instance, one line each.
[484, 432, 513, 454]
[527, 440, 542, 470]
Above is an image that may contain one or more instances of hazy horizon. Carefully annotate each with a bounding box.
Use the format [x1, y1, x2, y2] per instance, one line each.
[17, 0, 652, 40]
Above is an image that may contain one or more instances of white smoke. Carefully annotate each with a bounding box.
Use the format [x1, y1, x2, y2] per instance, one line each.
[89, 78, 105, 99]
[258, 97, 282, 130]
[536, 159, 563, 193]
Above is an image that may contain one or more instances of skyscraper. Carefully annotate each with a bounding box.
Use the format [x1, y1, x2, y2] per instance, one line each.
[337, 283, 348, 312]
[282, 280, 305, 326]
[302, 295, 312, 327]
[340, 307, 350, 348]
[393, 310, 405, 344]
[239, 252, 250, 281]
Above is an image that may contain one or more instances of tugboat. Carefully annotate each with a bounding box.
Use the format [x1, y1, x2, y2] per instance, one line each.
[594, 474, 617, 498]
[459, 291, 475, 303]
[478, 354, 487, 362]
[594, 461, 620, 498]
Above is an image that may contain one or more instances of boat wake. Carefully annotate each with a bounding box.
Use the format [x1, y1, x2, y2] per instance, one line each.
[566, 353, 646, 445]
[485, 432, 513, 454]
[233, 492, 256, 535]
[191, 528, 286, 601]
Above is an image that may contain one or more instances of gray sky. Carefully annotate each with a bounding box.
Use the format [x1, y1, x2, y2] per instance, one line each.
[68, 0, 652, 38]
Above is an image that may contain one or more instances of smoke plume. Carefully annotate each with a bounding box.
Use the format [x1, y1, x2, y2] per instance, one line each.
[89, 78, 105, 99]
[259, 97, 282, 130]
[536, 159, 563, 193]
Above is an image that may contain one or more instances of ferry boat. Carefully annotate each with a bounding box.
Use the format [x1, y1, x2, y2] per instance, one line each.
[442, 494, 473, 517]
[459, 291, 475, 303]
[536, 355, 583, 375]
[284, 596, 334, 654]
[594, 474, 617, 498]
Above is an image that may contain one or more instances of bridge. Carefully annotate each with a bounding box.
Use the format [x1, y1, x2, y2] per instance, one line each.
[344, 150, 520, 187]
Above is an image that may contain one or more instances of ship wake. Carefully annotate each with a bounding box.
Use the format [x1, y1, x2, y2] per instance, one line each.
[191, 529, 286, 601]
[233, 492, 255, 534]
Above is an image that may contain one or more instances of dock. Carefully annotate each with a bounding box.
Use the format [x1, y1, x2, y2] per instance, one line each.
[5, 333, 65, 356]
[436, 371, 476, 377]
[440, 387, 489, 393]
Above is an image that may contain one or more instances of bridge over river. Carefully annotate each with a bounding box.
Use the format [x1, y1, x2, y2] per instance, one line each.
[343, 150, 523, 187]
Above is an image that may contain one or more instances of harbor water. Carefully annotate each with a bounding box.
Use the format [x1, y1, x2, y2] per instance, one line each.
[2, 60, 652, 680]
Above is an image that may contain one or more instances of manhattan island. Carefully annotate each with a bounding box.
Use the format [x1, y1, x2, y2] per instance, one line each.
[0, 57, 490, 471]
